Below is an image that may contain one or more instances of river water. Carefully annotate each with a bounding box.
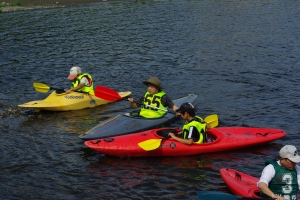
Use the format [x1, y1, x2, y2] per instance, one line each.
[1, 0, 300, 199]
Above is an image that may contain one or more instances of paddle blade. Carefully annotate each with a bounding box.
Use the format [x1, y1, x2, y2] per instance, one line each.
[204, 114, 218, 128]
[94, 86, 122, 101]
[33, 82, 51, 93]
[138, 138, 163, 151]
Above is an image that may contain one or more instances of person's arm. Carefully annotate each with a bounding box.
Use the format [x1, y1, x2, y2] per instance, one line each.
[294, 164, 300, 191]
[206, 123, 211, 129]
[168, 126, 199, 145]
[257, 163, 285, 200]
[128, 96, 143, 108]
[128, 98, 138, 108]
[65, 82, 84, 94]
[200, 118, 211, 129]
[172, 104, 179, 111]
[168, 132, 193, 145]
[66, 77, 88, 94]
[257, 182, 285, 200]
[162, 95, 179, 112]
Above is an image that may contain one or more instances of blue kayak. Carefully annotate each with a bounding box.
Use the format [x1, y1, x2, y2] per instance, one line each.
[197, 191, 272, 200]
[79, 94, 197, 140]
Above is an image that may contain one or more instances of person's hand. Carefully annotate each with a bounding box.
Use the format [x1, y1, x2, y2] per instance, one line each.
[272, 195, 285, 200]
[175, 111, 181, 117]
[128, 98, 134, 103]
[65, 89, 72, 94]
[206, 123, 211, 129]
[128, 98, 138, 108]
[168, 132, 175, 138]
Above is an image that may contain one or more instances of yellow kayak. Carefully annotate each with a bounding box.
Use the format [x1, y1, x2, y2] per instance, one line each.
[18, 90, 131, 111]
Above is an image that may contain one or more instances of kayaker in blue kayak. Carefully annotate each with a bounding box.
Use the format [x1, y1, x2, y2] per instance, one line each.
[128, 77, 178, 118]
[257, 145, 300, 200]
[65, 66, 95, 95]
[168, 102, 210, 145]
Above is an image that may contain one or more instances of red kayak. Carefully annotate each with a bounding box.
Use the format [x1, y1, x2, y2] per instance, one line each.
[84, 127, 286, 157]
[220, 168, 300, 200]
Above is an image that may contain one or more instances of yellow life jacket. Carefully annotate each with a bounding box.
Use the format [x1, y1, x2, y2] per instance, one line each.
[71, 73, 94, 94]
[182, 116, 207, 144]
[139, 91, 167, 118]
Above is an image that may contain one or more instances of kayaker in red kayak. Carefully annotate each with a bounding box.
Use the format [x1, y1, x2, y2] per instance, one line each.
[128, 77, 178, 118]
[168, 102, 210, 145]
[65, 66, 94, 95]
[257, 145, 300, 200]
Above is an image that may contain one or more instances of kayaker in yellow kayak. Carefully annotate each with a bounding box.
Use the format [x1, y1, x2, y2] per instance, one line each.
[128, 77, 178, 118]
[168, 102, 211, 145]
[65, 66, 95, 95]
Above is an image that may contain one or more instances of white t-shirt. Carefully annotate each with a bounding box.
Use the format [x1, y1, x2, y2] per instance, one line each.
[80, 77, 90, 86]
[257, 160, 300, 190]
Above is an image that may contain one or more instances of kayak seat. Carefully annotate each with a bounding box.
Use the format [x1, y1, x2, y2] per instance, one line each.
[206, 132, 218, 143]
[206, 138, 214, 143]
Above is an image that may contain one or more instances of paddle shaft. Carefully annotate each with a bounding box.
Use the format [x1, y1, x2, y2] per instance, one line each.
[143, 104, 169, 112]
[34, 82, 97, 95]
[129, 100, 177, 114]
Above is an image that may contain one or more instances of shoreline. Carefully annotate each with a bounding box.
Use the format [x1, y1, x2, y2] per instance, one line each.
[1, 0, 107, 12]
[1, 4, 66, 12]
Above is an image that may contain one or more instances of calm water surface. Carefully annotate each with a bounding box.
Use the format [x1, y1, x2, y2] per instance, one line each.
[1, 0, 300, 199]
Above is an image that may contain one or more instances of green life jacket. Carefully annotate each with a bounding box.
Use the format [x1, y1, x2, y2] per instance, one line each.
[182, 116, 207, 144]
[139, 91, 167, 118]
[260, 159, 298, 200]
[71, 73, 94, 94]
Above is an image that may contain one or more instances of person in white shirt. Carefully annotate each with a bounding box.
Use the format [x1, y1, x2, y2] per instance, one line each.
[257, 145, 300, 200]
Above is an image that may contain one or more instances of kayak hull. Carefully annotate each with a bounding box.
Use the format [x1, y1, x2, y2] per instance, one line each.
[18, 91, 131, 111]
[79, 93, 198, 140]
[84, 127, 286, 157]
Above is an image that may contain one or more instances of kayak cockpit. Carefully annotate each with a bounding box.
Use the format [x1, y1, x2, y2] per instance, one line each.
[156, 128, 181, 137]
